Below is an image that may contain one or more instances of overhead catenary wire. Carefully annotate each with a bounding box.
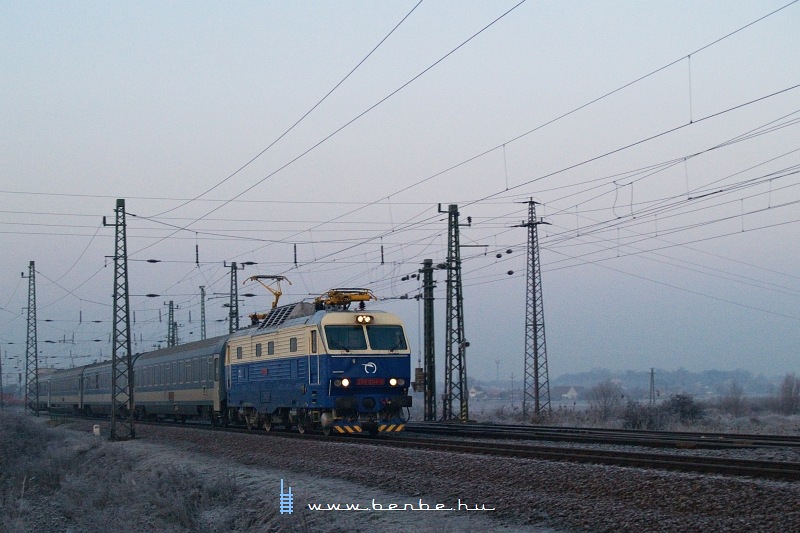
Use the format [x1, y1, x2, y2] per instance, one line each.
[5, 2, 799, 367]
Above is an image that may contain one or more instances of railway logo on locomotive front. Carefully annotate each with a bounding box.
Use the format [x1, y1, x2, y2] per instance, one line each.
[362, 362, 377, 374]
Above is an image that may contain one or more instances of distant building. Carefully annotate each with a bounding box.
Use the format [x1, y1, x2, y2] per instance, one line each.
[561, 387, 579, 400]
[552, 385, 583, 401]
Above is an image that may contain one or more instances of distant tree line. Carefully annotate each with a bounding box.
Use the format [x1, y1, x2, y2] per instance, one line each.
[579, 373, 800, 430]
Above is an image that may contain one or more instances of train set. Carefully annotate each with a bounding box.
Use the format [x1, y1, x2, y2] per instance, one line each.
[36, 288, 412, 435]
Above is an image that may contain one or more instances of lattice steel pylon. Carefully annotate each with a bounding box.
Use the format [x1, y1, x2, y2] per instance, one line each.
[419, 259, 436, 421]
[518, 200, 551, 417]
[106, 199, 135, 440]
[24, 261, 39, 416]
[225, 261, 243, 333]
[440, 204, 469, 422]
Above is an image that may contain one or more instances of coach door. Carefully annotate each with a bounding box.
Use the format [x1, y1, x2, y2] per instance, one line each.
[225, 346, 232, 391]
[212, 355, 221, 412]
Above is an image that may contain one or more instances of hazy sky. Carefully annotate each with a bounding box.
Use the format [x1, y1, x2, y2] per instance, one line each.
[1, 1, 799, 384]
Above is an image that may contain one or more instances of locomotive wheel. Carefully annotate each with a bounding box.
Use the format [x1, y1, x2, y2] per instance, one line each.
[263, 418, 272, 432]
[323, 426, 332, 437]
[297, 423, 307, 434]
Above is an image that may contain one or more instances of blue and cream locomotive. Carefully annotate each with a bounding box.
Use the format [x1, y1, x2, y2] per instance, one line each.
[40, 288, 412, 435]
[226, 289, 411, 434]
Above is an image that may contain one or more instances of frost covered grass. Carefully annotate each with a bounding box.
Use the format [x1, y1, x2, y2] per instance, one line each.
[0, 410, 241, 533]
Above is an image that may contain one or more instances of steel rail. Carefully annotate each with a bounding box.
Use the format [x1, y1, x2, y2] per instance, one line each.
[404, 421, 800, 449]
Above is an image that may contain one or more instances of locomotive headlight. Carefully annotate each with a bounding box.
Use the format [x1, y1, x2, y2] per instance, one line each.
[389, 378, 398, 386]
[389, 378, 406, 387]
[356, 315, 373, 324]
[341, 378, 351, 388]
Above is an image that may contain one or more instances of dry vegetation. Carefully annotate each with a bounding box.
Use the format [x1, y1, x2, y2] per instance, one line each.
[0, 410, 240, 533]
[486, 373, 800, 434]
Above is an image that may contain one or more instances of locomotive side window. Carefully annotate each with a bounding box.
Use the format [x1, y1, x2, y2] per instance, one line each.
[324, 325, 367, 351]
[268, 341, 275, 355]
[289, 337, 298, 352]
[256, 343, 262, 357]
[310, 330, 317, 354]
[236, 346, 243, 360]
[366, 325, 408, 351]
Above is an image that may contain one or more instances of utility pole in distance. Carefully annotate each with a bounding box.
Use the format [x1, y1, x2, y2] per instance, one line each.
[0, 346, 4, 411]
[649, 368, 656, 405]
[23, 261, 39, 416]
[200, 286, 207, 340]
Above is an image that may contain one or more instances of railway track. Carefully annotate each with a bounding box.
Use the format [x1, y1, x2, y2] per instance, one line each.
[359, 434, 800, 482]
[120, 416, 800, 482]
[404, 421, 800, 450]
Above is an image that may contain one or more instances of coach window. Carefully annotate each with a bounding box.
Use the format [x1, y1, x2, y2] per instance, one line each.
[290, 337, 298, 352]
[256, 343, 262, 357]
[311, 331, 317, 354]
[193, 359, 200, 382]
[268, 341, 274, 355]
[237, 346, 243, 360]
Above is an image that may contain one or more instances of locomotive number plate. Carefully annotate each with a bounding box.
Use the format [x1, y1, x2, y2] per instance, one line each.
[356, 378, 385, 386]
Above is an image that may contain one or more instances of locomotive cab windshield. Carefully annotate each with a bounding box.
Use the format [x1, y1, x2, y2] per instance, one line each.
[323, 322, 408, 353]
